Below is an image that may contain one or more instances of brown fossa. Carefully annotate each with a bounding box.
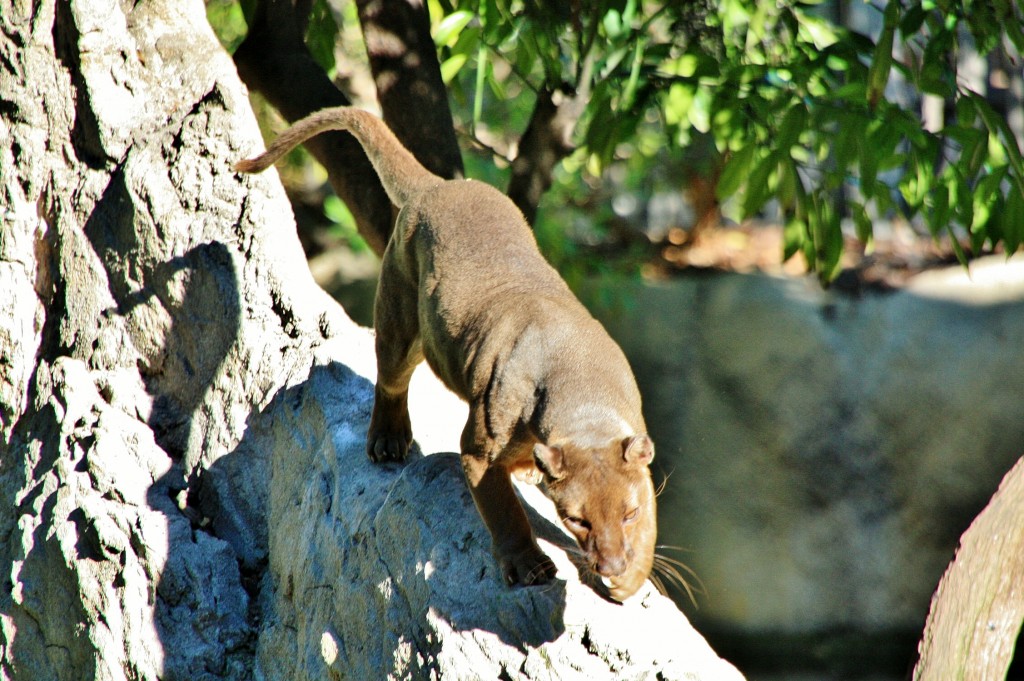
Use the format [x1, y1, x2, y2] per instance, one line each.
[236, 107, 657, 601]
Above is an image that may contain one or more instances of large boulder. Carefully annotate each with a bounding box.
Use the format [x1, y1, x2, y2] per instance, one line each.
[0, 0, 742, 679]
[587, 256, 1024, 670]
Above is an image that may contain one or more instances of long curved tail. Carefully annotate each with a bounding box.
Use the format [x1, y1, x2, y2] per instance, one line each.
[234, 107, 439, 208]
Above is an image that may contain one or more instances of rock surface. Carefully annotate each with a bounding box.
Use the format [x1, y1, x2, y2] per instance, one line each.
[0, 1, 742, 679]
[252, 358, 743, 681]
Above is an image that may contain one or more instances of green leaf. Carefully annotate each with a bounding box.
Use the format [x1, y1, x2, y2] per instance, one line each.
[485, 64, 507, 99]
[717, 144, 756, 201]
[898, 176, 920, 215]
[584, 90, 620, 167]
[742, 151, 777, 217]
[916, 151, 933, 209]
[622, 0, 638, 27]
[434, 10, 475, 48]
[620, 39, 645, 110]
[796, 12, 839, 49]
[925, 182, 950, 236]
[1004, 8, 1024, 53]
[867, 1, 899, 106]
[831, 110, 864, 173]
[603, 8, 623, 38]
[783, 216, 808, 262]
[951, 167, 973, 229]
[663, 82, 694, 128]
[860, 118, 904, 189]
[688, 87, 712, 134]
[955, 95, 977, 126]
[832, 81, 868, 102]
[811, 196, 843, 282]
[599, 46, 631, 82]
[440, 53, 469, 84]
[969, 91, 1024, 196]
[711, 106, 746, 152]
[776, 155, 798, 207]
[852, 201, 873, 245]
[662, 50, 720, 80]
[972, 166, 1008, 233]
[479, 0, 500, 41]
[323, 193, 350, 225]
[473, 44, 488, 126]
[305, 0, 339, 75]
[323, 195, 368, 253]
[946, 123, 987, 177]
[776, 104, 807, 152]
[871, 180, 895, 215]
[899, 3, 927, 37]
[947, 224, 969, 267]
[207, 0, 248, 52]
[1002, 185, 1024, 253]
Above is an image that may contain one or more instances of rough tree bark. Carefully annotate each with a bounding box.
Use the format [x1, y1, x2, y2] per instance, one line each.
[0, 1, 745, 679]
[913, 457, 1024, 680]
[0, 0, 288, 676]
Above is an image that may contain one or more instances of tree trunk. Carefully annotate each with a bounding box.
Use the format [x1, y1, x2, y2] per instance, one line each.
[913, 457, 1024, 680]
[234, 0, 463, 256]
[507, 87, 587, 226]
[0, 1, 745, 680]
[1, 0, 335, 676]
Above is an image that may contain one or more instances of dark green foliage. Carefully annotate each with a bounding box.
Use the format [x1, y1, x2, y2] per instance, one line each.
[208, 0, 1024, 284]
[432, 0, 1024, 283]
[305, 0, 340, 75]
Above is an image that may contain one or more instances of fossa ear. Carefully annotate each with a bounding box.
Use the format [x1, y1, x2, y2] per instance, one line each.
[533, 443, 566, 480]
[622, 434, 654, 466]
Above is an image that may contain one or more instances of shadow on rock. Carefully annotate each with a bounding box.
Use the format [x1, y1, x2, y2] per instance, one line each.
[241, 360, 571, 680]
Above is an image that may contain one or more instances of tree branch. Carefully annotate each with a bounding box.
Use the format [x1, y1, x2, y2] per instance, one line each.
[354, 0, 463, 182]
[234, 0, 394, 256]
[234, 0, 464, 257]
[506, 66, 591, 227]
[913, 457, 1024, 680]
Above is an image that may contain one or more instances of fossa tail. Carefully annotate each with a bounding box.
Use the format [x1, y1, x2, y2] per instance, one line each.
[235, 107, 438, 208]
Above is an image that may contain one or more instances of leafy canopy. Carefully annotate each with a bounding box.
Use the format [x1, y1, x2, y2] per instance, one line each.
[434, 0, 1024, 282]
[209, 0, 1024, 283]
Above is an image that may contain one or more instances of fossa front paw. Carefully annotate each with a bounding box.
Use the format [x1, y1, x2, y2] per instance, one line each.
[497, 543, 557, 587]
[509, 462, 544, 485]
[366, 396, 412, 462]
[366, 429, 411, 462]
